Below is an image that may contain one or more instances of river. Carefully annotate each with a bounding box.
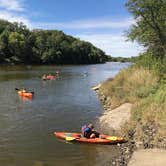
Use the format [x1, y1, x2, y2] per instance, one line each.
[0, 62, 130, 166]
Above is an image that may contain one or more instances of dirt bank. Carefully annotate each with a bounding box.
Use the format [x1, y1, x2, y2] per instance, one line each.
[99, 103, 132, 132]
[128, 149, 166, 166]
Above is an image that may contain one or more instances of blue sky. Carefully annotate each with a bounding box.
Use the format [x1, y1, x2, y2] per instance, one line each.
[0, 0, 143, 57]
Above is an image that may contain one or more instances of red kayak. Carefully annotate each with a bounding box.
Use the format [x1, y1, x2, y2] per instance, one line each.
[54, 132, 125, 144]
[18, 90, 33, 98]
[42, 75, 56, 80]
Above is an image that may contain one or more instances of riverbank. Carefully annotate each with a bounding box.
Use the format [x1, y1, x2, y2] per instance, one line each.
[128, 149, 166, 166]
[99, 103, 132, 132]
[95, 65, 166, 165]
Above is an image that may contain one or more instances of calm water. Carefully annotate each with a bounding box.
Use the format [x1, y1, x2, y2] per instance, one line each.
[0, 62, 130, 166]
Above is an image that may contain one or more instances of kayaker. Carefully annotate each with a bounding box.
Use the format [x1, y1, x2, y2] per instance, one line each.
[82, 124, 100, 138]
[42, 74, 47, 80]
[56, 70, 59, 75]
[21, 88, 26, 93]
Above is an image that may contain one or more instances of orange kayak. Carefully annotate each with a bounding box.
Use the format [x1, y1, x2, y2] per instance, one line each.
[18, 91, 33, 98]
[54, 132, 125, 144]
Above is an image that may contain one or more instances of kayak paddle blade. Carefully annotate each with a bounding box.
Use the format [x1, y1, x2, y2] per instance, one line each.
[106, 136, 118, 141]
[65, 136, 76, 141]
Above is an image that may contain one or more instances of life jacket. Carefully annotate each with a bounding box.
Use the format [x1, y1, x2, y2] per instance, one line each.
[81, 125, 87, 133]
[81, 125, 92, 138]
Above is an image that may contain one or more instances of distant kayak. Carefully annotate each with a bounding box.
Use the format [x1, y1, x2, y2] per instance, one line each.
[42, 75, 56, 80]
[54, 132, 125, 144]
[18, 90, 33, 98]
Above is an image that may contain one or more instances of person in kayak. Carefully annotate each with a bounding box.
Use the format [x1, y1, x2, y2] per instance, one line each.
[82, 124, 100, 138]
[42, 74, 47, 80]
[21, 87, 26, 93]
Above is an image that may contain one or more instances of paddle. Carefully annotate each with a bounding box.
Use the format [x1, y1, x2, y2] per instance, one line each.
[15, 88, 34, 94]
[65, 136, 76, 141]
[106, 136, 124, 141]
[106, 136, 118, 141]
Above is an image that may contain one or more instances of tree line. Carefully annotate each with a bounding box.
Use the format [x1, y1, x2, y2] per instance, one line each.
[107, 56, 137, 63]
[0, 19, 107, 64]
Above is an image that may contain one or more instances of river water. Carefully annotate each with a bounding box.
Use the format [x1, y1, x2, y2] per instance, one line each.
[0, 62, 130, 166]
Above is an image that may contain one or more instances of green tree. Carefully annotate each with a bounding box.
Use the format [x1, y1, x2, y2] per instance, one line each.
[0, 19, 13, 33]
[0, 20, 107, 64]
[8, 32, 26, 62]
[0, 29, 10, 61]
[126, 0, 166, 58]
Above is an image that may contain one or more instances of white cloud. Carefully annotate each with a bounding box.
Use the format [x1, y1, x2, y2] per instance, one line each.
[32, 17, 135, 29]
[0, 10, 31, 27]
[0, 0, 29, 26]
[0, 0, 24, 11]
[75, 33, 143, 57]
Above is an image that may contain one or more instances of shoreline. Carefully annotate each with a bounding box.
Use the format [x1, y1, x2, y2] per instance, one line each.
[93, 81, 166, 166]
[93, 83, 136, 165]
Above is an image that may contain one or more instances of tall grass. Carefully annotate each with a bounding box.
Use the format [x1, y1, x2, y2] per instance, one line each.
[99, 66, 159, 108]
[131, 83, 166, 146]
[99, 59, 166, 147]
[132, 84, 166, 123]
[135, 52, 166, 75]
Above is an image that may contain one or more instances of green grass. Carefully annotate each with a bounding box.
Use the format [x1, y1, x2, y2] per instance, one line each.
[131, 84, 166, 146]
[99, 65, 159, 108]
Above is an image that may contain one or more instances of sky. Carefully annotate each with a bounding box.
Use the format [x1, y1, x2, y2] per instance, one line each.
[0, 0, 143, 57]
